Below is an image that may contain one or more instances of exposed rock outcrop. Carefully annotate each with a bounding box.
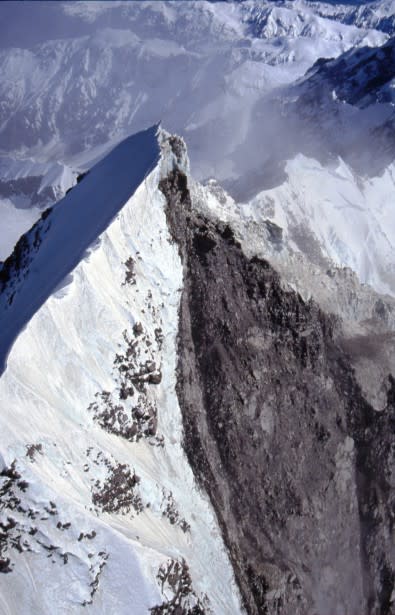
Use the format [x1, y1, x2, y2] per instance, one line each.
[160, 165, 394, 615]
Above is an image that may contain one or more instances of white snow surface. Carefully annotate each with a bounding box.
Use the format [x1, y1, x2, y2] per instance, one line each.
[0, 198, 41, 261]
[246, 155, 395, 296]
[0, 127, 242, 613]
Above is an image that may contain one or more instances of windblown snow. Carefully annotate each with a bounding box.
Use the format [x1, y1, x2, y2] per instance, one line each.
[0, 127, 242, 614]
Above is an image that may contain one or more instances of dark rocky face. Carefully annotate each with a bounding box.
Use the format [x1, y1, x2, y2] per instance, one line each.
[160, 169, 395, 615]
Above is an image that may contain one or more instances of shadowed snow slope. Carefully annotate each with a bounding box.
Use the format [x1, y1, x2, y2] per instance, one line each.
[0, 125, 160, 374]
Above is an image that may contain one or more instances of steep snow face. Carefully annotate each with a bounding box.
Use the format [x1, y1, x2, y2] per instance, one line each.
[0, 125, 160, 374]
[243, 155, 395, 297]
[0, 130, 242, 613]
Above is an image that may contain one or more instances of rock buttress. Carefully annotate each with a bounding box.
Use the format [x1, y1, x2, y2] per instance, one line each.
[159, 168, 394, 615]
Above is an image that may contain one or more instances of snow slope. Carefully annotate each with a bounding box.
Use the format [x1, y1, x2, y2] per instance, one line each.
[0, 1, 386, 176]
[242, 155, 395, 296]
[0, 125, 160, 374]
[0, 198, 40, 262]
[0, 127, 242, 613]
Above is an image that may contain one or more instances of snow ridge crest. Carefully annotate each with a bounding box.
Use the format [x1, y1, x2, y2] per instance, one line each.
[0, 125, 162, 374]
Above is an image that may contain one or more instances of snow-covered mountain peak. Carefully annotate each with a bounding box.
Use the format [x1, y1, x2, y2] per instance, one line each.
[300, 35, 395, 107]
[0, 125, 243, 613]
[0, 118, 394, 613]
[0, 3, 394, 613]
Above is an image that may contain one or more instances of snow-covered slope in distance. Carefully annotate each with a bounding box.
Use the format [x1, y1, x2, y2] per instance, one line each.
[0, 199, 41, 263]
[238, 154, 395, 296]
[214, 32, 395, 297]
[310, 0, 395, 35]
[0, 156, 78, 260]
[0, 1, 386, 176]
[0, 127, 242, 613]
[0, 2, 394, 300]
